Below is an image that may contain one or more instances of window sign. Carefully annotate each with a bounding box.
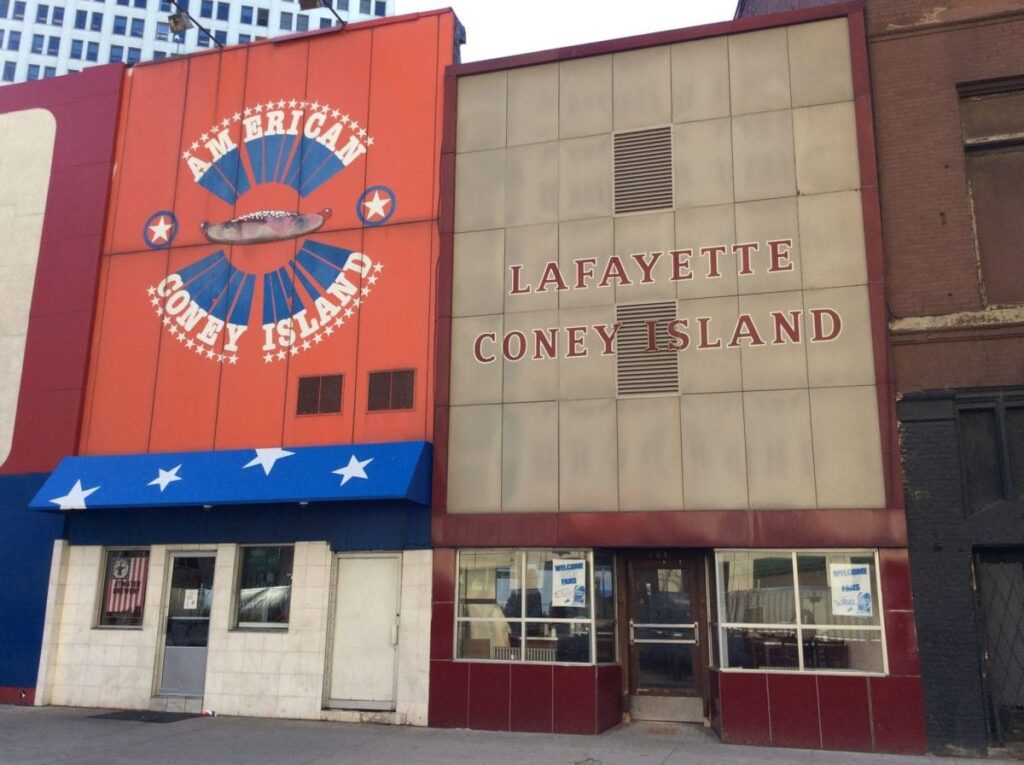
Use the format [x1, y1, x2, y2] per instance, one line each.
[99, 549, 149, 627]
[830, 563, 873, 617]
[552, 559, 586, 608]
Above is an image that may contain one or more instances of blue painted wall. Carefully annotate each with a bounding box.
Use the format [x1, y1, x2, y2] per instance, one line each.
[63, 501, 430, 551]
[0, 474, 63, 689]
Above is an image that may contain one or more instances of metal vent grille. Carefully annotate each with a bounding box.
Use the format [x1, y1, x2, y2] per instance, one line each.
[616, 302, 679, 396]
[297, 375, 343, 415]
[368, 369, 415, 412]
[613, 126, 674, 215]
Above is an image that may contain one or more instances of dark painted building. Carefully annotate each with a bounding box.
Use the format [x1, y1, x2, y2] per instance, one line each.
[737, 0, 1024, 756]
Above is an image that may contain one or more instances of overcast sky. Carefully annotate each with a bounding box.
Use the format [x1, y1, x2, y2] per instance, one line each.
[394, 1, 739, 62]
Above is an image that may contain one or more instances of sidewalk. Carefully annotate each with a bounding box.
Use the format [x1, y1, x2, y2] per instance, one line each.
[0, 705, 1010, 765]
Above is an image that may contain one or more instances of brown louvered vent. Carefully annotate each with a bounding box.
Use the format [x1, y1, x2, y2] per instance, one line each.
[613, 126, 674, 215]
[616, 302, 679, 396]
[297, 375, 343, 415]
[368, 370, 415, 412]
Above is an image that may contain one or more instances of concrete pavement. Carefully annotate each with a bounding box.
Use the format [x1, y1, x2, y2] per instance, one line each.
[0, 705, 1012, 765]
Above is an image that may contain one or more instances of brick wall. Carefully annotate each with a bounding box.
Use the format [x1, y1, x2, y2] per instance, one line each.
[868, 8, 1024, 392]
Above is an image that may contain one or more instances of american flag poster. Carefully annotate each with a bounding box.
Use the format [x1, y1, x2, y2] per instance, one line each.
[105, 551, 149, 614]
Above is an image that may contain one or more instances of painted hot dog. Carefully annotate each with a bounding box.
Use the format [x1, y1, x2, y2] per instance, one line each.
[201, 208, 331, 245]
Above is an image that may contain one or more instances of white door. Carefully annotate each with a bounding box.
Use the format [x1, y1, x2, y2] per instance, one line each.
[327, 553, 401, 710]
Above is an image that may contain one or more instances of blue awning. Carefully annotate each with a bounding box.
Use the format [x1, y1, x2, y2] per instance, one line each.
[30, 441, 431, 511]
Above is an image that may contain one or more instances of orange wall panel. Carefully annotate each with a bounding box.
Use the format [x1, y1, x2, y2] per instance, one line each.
[82, 13, 455, 456]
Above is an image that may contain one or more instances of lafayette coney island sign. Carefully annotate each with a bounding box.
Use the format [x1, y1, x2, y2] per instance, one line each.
[143, 99, 389, 364]
[472, 241, 845, 363]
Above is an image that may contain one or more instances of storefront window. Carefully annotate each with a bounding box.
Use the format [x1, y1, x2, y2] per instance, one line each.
[236, 546, 293, 628]
[716, 550, 885, 673]
[98, 549, 149, 627]
[456, 549, 616, 665]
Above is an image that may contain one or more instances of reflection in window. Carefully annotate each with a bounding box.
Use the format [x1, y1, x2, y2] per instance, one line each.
[236, 546, 293, 628]
[716, 550, 885, 673]
[456, 549, 615, 665]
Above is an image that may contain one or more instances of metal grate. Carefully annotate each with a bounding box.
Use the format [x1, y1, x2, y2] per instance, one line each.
[368, 369, 415, 412]
[613, 126, 674, 215]
[616, 302, 679, 396]
[976, 550, 1024, 745]
[296, 375, 343, 415]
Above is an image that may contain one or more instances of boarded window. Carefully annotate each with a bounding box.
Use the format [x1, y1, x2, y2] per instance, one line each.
[957, 397, 1024, 512]
[368, 370, 415, 411]
[613, 126, 673, 215]
[961, 87, 1024, 305]
[296, 375, 342, 415]
[615, 302, 679, 396]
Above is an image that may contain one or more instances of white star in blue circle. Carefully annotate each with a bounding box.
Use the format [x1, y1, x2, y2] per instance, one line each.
[143, 210, 179, 249]
[356, 186, 396, 227]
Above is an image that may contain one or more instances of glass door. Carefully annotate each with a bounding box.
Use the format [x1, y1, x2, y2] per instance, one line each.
[626, 555, 707, 722]
[159, 554, 215, 696]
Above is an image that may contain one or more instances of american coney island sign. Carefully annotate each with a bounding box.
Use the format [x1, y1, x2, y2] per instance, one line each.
[144, 99, 392, 364]
[471, 241, 846, 363]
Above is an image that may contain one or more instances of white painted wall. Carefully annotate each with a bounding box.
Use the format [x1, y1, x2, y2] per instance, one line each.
[36, 541, 432, 724]
[0, 107, 55, 467]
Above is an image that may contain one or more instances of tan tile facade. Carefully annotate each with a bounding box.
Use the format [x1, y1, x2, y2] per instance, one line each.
[448, 17, 885, 513]
[35, 543, 432, 724]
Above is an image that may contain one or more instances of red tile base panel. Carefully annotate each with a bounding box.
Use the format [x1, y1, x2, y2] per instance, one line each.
[717, 671, 927, 754]
[0, 687, 34, 705]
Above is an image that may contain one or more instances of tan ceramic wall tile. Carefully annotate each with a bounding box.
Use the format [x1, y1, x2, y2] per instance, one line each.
[559, 399, 619, 511]
[804, 285, 876, 387]
[674, 118, 734, 209]
[559, 134, 612, 221]
[734, 197, 803, 295]
[507, 141, 558, 227]
[787, 18, 853, 108]
[672, 37, 731, 123]
[681, 392, 749, 509]
[559, 218, 615, 309]
[502, 310, 559, 403]
[677, 295, 742, 394]
[793, 101, 860, 195]
[617, 397, 684, 511]
[675, 204, 739, 299]
[447, 404, 502, 513]
[728, 28, 791, 115]
[738, 290, 808, 391]
[810, 385, 885, 508]
[613, 47, 672, 130]
[450, 314, 503, 405]
[559, 55, 612, 139]
[614, 212, 677, 302]
[732, 110, 796, 202]
[453, 229, 506, 318]
[558, 305, 617, 400]
[507, 64, 559, 146]
[743, 388, 817, 509]
[502, 402, 558, 512]
[457, 72, 507, 153]
[505, 223, 559, 313]
[454, 148, 505, 233]
[798, 190, 868, 289]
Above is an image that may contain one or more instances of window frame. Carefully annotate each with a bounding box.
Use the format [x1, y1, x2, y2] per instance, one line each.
[956, 391, 1024, 512]
[96, 548, 151, 629]
[233, 544, 294, 631]
[454, 548, 617, 666]
[715, 549, 888, 676]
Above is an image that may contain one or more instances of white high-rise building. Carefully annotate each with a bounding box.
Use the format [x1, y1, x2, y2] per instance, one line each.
[0, 0, 394, 84]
